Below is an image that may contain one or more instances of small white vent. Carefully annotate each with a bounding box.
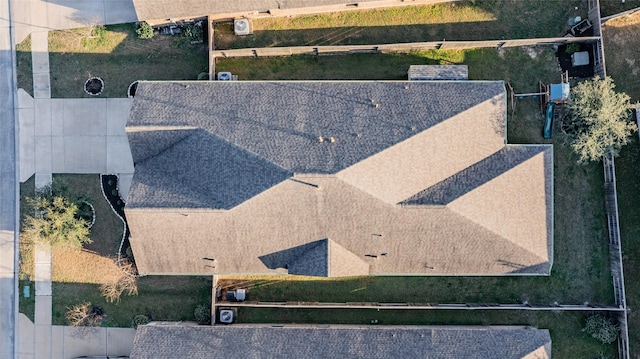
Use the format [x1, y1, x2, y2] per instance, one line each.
[220, 310, 234, 323]
[217, 72, 232, 81]
[234, 18, 252, 35]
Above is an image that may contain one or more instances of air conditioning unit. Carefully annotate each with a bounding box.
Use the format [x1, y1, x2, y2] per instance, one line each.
[217, 72, 232, 81]
[219, 309, 234, 324]
[234, 18, 252, 36]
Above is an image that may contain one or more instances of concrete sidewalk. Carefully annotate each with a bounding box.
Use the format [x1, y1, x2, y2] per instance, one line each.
[19, 314, 136, 359]
[11, 0, 139, 44]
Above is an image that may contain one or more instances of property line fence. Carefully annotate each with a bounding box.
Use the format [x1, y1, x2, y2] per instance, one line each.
[590, 0, 630, 357]
[603, 151, 631, 359]
[211, 36, 600, 59]
[215, 301, 626, 312]
[601, 6, 640, 22]
[589, 0, 607, 77]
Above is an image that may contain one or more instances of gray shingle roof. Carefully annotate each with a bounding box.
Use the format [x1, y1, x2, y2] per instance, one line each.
[129, 324, 552, 359]
[127, 129, 292, 209]
[128, 81, 504, 174]
[125, 80, 553, 276]
[401, 146, 548, 205]
[132, 0, 419, 21]
[408, 65, 469, 81]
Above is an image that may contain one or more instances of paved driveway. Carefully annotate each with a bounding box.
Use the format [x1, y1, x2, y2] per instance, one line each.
[11, 0, 138, 43]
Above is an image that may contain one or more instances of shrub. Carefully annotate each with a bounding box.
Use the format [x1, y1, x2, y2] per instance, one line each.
[565, 43, 581, 54]
[132, 314, 150, 328]
[583, 315, 620, 344]
[66, 302, 103, 327]
[100, 261, 138, 303]
[136, 21, 154, 39]
[185, 24, 203, 43]
[194, 304, 211, 325]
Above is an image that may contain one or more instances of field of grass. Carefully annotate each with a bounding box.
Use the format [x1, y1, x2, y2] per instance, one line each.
[15, 34, 33, 97]
[52, 276, 212, 327]
[214, 0, 584, 49]
[47, 24, 208, 98]
[600, 0, 640, 17]
[18, 176, 35, 322]
[234, 308, 615, 358]
[217, 46, 613, 307]
[602, 11, 640, 357]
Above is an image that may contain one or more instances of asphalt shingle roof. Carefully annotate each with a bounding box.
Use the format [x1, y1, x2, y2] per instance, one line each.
[129, 324, 552, 359]
[125, 80, 553, 277]
[132, 0, 421, 21]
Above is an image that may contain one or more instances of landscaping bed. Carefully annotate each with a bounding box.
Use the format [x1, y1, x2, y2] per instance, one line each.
[48, 23, 208, 98]
[214, 0, 585, 49]
[235, 308, 616, 358]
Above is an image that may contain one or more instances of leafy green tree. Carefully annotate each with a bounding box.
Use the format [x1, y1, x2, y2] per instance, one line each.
[564, 76, 636, 163]
[22, 196, 91, 250]
[136, 21, 154, 39]
[583, 314, 620, 344]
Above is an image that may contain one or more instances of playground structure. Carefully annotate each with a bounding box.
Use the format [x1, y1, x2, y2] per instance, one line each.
[507, 71, 570, 139]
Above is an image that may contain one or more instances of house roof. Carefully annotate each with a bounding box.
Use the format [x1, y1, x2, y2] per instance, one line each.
[125, 80, 553, 277]
[129, 324, 552, 359]
[132, 0, 416, 21]
[408, 65, 469, 81]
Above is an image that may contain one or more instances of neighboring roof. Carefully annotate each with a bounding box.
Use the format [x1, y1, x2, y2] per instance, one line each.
[408, 65, 469, 81]
[129, 324, 552, 359]
[132, 0, 415, 21]
[125, 80, 553, 277]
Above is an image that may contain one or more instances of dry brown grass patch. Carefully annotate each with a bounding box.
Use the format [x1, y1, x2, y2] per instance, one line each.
[52, 247, 122, 284]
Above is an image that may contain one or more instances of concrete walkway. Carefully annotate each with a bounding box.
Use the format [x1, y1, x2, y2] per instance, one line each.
[33, 244, 52, 359]
[19, 314, 136, 359]
[11, 0, 138, 44]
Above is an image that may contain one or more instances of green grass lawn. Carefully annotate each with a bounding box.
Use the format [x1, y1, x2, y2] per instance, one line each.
[234, 308, 615, 358]
[52, 276, 212, 327]
[18, 176, 36, 322]
[600, 0, 640, 17]
[48, 24, 208, 98]
[214, 0, 584, 49]
[602, 11, 640, 357]
[217, 47, 613, 307]
[15, 34, 33, 97]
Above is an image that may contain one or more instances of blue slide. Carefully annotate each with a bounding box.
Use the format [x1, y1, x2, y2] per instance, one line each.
[544, 102, 555, 139]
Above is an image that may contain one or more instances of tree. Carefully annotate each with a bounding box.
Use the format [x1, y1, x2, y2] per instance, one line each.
[136, 21, 154, 39]
[22, 196, 91, 250]
[583, 314, 619, 344]
[564, 76, 636, 163]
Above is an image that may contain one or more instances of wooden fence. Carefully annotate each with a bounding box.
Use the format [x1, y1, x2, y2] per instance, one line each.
[211, 36, 600, 59]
